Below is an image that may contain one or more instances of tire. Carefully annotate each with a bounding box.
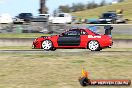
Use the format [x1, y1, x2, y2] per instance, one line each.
[124, 20, 128, 24]
[51, 47, 56, 51]
[41, 40, 53, 51]
[88, 40, 100, 51]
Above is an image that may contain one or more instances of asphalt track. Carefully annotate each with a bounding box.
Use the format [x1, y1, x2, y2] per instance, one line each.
[0, 49, 132, 54]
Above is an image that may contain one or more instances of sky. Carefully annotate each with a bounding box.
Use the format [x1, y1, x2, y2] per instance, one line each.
[0, 0, 113, 17]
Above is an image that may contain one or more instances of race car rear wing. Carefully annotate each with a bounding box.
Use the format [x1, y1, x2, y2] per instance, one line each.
[104, 25, 113, 36]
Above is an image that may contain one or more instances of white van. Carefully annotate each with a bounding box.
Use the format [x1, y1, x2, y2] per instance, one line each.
[39, 14, 54, 22]
[51, 13, 72, 24]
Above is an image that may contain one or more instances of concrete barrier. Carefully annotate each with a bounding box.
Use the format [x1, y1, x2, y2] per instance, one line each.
[0, 38, 132, 48]
[0, 38, 35, 46]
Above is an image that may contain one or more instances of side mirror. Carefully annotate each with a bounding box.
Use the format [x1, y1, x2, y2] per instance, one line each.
[59, 33, 65, 37]
[104, 26, 113, 35]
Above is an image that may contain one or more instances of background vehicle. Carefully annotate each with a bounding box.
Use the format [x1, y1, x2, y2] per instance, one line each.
[99, 11, 127, 24]
[99, 12, 117, 24]
[32, 27, 113, 51]
[32, 14, 53, 22]
[51, 13, 72, 24]
[39, 14, 54, 22]
[13, 17, 24, 24]
[0, 13, 13, 24]
[17, 13, 33, 22]
[116, 14, 128, 23]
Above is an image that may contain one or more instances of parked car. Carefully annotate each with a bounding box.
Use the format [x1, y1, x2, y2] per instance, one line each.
[51, 13, 72, 24]
[39, 14, 54, 22]
[17, 13, 33, 22]
[0, 13, 13, 24]
[32, 14, 53, 22]
[99, 12, 117, 24]
[13, 17, 24, 24]
[116, 14, 128, 23]
[32, 27, 113, 51]
[99, 11, 127, 24]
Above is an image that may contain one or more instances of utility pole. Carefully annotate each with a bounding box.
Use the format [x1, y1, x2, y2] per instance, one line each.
[39, 0, 48, 14]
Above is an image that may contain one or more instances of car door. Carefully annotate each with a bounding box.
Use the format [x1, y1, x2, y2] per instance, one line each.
[58, 29, 81, 46]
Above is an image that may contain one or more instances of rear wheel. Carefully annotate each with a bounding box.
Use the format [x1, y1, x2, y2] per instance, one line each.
[41, 40, 55, 51]
[88, 40, 101, 51]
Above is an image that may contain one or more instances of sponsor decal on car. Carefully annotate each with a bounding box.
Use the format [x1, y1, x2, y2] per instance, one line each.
[88, 35, 101, 38]
[79, 68, 131, 87]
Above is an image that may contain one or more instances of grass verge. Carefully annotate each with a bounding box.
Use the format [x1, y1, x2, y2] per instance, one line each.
[0, 46, 31, 50]
[72, 0, 132, 22]
[112, 34, 132, 39]
[0, 52, 131, 88]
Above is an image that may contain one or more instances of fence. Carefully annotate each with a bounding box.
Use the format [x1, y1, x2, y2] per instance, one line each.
[0, 23, 132, 35]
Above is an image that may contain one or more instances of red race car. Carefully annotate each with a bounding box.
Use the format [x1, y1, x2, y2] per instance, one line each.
[32, 27, 113, 51]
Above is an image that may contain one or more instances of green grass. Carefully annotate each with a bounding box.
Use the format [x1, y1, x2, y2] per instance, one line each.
[112, 34, 132, 39]
[0, 52, 131, 88]
[72, 0, 132, 22]
[0, 46, 31, 50]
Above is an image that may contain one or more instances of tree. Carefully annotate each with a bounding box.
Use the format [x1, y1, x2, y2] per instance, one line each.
[100, 0, 106, 6]
[39, 0, 48, 14]
[71, 3, 86, 12]
[58, 5, 71, 13]
[87, 1, 99, 9]
[118, 0, 124, 2]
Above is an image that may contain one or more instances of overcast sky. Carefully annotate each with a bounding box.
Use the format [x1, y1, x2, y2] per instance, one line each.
[0, 0, 112, 16]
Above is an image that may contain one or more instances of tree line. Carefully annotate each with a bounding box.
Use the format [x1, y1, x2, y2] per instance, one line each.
[54, 0, 124, 13]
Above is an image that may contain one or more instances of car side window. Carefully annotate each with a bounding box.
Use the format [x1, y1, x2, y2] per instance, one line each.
[81, 30, 88, 35]
[64, 29, 80, 36]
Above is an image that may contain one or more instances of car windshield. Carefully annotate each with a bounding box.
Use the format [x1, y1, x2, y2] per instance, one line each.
[21, 13, 32, 17]
[25, 13, 32, 16]
[102, 13, 115, 18]
[61, 29, 81, 36]
[58, 14, 64, 17]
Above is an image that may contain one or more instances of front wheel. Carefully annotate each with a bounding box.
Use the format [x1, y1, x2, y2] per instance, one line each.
[41, 40, 54, 51]
[88, 40, 101, 51]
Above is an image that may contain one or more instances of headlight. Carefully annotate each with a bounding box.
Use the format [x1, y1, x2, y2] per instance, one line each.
[99, 19, 104, 21]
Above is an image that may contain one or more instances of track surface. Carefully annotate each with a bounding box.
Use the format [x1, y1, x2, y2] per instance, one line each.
[0, 49, 132, 54]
